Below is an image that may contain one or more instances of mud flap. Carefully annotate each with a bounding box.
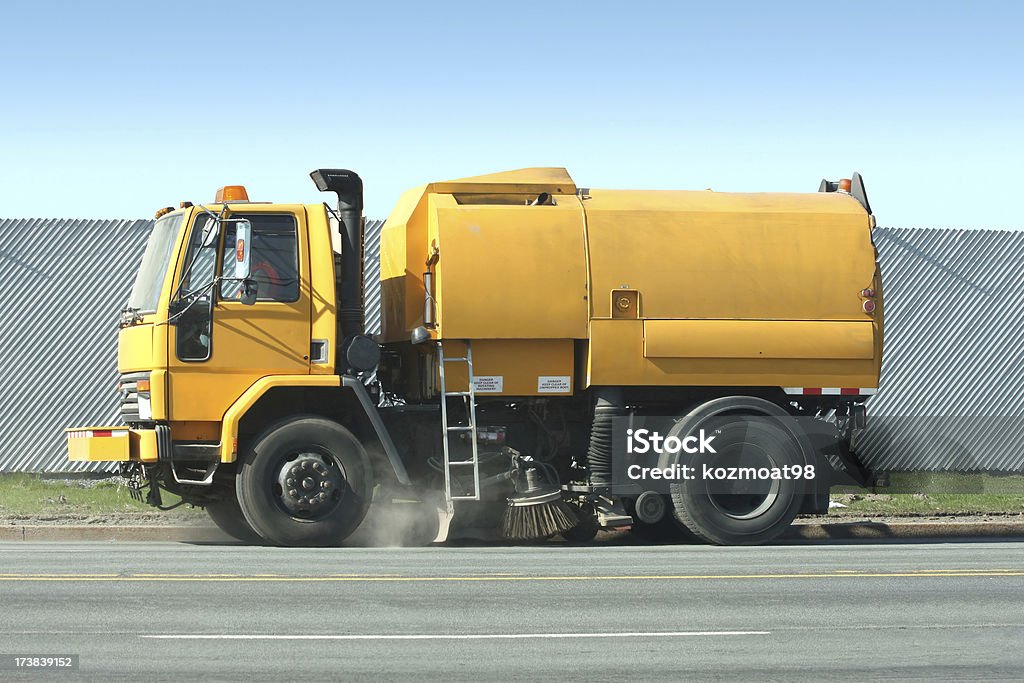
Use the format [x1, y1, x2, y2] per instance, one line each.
[434, 496, 456, 543]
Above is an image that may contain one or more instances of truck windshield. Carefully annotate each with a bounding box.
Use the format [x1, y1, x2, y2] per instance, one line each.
[126, 213, 184, 313]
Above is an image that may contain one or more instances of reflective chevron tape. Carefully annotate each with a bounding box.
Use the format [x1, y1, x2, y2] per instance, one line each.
[782, 388, 878, 396]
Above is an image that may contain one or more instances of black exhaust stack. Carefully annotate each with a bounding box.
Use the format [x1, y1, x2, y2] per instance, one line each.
[310, 169, 364, 340]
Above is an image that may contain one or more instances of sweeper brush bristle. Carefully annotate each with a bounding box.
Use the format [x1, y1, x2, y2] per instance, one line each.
[503, 498, 579, 541]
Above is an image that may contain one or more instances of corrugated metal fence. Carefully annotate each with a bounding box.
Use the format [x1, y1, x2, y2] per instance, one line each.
[857, 228, 1024, 472]
[0, 219, 1021, 473]
[362, 219, 385, 337]
[0, 218, 153, 472]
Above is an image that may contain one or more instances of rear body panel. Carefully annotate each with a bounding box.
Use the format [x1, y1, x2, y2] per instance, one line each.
[379, 169, 882, 395]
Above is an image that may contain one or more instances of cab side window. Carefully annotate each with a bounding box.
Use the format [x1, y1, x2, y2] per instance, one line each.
[220, 214, 299, 302]
[180, 215, 219, 296]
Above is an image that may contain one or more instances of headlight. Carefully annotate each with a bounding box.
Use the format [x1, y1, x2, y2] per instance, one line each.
[138, 394, 152, 420]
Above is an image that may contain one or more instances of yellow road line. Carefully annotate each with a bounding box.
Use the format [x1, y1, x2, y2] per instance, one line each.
[0, 571, 1022, 582]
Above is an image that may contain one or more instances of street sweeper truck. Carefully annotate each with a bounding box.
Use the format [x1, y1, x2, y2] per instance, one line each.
[67, 167, 883, 546]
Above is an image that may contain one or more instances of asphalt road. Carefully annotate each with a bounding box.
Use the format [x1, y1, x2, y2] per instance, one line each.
[0, 539, 1022, 681]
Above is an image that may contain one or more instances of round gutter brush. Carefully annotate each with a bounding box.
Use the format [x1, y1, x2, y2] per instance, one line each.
[502, 467, 578, 541]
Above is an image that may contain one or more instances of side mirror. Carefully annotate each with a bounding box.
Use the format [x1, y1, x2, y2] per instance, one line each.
[234, 219, 252, 279]
[200, 216, 220, 248]
[239, 278, 258, 306]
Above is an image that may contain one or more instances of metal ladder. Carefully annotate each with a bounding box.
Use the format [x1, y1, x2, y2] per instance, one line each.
[437, 340, 481, 501]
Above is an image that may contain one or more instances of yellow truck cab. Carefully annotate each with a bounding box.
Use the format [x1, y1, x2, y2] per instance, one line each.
[68, 168, 883, 546]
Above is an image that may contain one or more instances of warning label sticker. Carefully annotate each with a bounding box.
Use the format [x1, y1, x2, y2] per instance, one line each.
[537, 376, 572, 393]
[472, 376, 504, 393]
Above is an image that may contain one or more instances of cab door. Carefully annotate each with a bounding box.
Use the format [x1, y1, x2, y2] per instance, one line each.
[167, 205, 311, 424]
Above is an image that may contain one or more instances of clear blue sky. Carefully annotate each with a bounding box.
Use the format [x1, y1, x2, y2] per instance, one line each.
[0, 1, 1020, 227]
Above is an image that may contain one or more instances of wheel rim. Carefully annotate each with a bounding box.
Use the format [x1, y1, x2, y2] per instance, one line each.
[704, 438, 781, 521]
[273, 451, 347, 520]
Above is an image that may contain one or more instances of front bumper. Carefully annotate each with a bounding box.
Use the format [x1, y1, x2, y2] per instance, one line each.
[66, 426, 159, 463]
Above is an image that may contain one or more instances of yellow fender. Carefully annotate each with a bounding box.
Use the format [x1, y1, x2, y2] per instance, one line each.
[218, 375, 410, 485]
[219, 375, 341, 463]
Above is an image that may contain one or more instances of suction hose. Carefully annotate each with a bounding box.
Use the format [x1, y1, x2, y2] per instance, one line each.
[586, 388, 623, 486]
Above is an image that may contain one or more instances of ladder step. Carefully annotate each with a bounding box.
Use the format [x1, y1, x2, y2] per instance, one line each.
[438, 340, 480, 504]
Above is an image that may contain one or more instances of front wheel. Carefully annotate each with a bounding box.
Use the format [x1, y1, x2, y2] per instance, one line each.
[236, 416, 373, 547]
[205, 477, 264, 544]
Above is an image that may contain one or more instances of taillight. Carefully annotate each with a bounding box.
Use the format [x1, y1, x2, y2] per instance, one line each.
[859, 287, 877, 315]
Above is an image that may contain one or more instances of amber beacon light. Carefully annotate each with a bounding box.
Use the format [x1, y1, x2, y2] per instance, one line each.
[215, 185, 250, 203]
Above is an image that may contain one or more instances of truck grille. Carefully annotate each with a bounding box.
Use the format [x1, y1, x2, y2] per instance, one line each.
[119, 371, 150, 423]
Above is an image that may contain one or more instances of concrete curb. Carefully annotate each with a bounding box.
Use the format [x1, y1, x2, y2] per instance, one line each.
[785, 520, 1024, 540]
[0, 525, 232, 543]
[1, 521, 1023, 543]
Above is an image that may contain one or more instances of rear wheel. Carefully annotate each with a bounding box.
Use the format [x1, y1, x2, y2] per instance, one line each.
[671, 415, 807, 545]
[236, 416, 373, 547]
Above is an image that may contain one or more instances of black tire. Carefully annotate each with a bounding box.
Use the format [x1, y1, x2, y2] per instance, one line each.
[628, 499, 700, 544]
[560, 504, 599, 543]
[236, 416, 373, 547]
[671, 415, 809, 545]
[205, 485, 264, 544]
